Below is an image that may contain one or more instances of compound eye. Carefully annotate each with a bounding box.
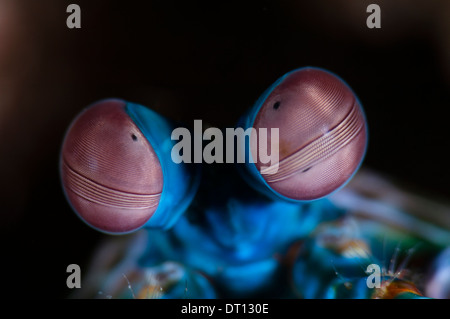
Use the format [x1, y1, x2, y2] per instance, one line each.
[60, 99, 163, 234]
[252, 68, 367, 201]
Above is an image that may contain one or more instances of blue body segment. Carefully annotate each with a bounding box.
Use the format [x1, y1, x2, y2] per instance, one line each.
[125, 102, 200, 230]
[136, 192, 344, 297]
[292, 234, 374, 298]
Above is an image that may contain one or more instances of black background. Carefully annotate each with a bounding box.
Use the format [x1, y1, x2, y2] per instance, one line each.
[0, 0, 449, 298]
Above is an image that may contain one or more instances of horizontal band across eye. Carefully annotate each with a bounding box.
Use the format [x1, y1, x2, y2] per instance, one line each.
[62, 161, 161, 209]
[261, 98, 364, 182]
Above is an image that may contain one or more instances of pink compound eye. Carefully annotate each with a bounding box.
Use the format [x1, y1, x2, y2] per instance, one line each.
[252, 67, 367, 201]
[60, 99, 163, 234]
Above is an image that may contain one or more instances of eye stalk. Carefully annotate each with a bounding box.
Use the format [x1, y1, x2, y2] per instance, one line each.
[240, 67, 368, 202]
[60, 99, 199, 234]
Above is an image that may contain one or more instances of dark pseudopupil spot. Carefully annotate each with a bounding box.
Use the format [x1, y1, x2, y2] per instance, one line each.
[131, 133, 138, 141]
[273, 101, 281, 110]
[302, 167, 312, 173]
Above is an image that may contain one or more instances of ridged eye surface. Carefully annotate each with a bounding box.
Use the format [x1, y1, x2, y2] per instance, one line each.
[60, 99, 163, 234]
[252, 67, 367, 201]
